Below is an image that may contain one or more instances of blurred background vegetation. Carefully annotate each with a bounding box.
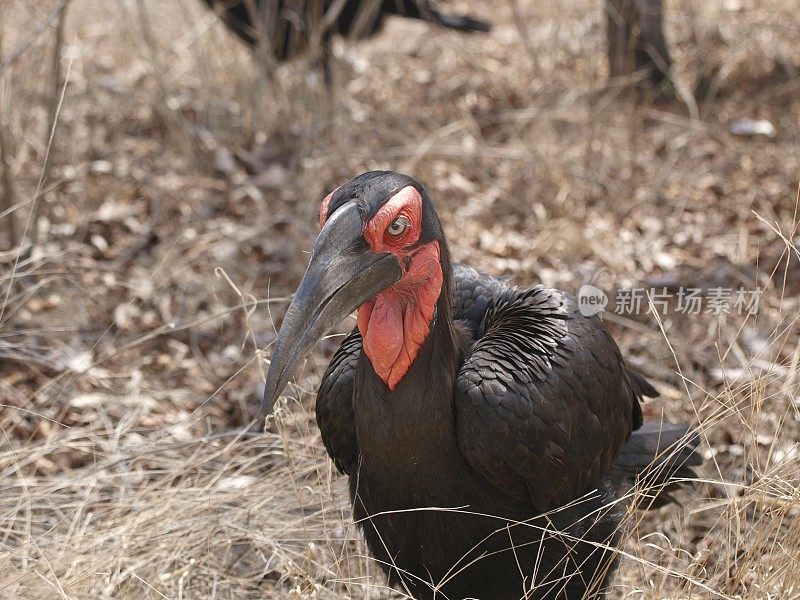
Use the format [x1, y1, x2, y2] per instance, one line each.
[1, 1, 798, 598]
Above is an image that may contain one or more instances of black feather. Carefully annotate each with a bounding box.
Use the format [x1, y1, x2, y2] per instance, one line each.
[610, 422, 701, 508]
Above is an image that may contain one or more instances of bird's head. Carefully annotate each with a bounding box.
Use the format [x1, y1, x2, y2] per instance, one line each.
[262, 171, 447, 415]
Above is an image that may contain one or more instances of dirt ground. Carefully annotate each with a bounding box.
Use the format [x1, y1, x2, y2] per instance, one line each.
[1, 0, 799, 598]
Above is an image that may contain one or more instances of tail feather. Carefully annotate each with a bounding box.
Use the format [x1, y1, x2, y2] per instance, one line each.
[630, 369, 659, 399]
[431, 10, 491, 33]
[612, 422, 702, 509]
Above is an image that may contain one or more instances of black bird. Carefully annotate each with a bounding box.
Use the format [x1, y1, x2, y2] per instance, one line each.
[263, 171, 700, 599]
[202, 0, 490, 61]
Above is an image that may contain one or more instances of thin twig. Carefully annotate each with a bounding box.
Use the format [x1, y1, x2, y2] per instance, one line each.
[0, 2, 17, 250]
[0, 124, 18, 249]
[0, 112, 16, 251]
[31, 0, 70, 246]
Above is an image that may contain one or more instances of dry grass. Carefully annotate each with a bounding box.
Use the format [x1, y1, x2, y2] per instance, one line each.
[1, 0, 799, 598]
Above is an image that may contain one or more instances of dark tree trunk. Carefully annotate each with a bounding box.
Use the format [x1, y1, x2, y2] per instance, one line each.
[606, 0, 671, 87]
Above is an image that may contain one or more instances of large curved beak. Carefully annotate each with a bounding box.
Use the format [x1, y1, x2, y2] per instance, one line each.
[262, 201, 402, 417]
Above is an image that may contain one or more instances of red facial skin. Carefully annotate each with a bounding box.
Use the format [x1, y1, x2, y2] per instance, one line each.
[320, 185, 443, 390]
[318, 191, 334, 229]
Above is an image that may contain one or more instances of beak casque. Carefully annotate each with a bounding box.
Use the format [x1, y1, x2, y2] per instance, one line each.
[261, 201, 403, 417]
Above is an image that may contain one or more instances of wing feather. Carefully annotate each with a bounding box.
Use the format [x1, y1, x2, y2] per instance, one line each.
[455, 284, 645, 511]
[316, 329, 362, 474]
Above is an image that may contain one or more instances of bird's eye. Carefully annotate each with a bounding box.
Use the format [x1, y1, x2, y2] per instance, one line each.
[387, 216, 410, 237]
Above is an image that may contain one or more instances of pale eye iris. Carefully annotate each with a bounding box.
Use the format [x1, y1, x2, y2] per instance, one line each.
[387, 216, 410, 237]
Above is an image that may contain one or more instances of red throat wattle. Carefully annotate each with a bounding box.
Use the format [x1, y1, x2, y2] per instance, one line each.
[357, 241, 442, 390]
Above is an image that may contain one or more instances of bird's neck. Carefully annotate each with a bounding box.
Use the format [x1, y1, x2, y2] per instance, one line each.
[356, 279, 461, 403]
[356, 240, 444, 390]
[353, 268, 466, 492]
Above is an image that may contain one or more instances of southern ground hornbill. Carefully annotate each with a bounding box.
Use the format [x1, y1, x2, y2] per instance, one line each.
[201, 1, 489, 61]
[262, 171, 701, 599]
